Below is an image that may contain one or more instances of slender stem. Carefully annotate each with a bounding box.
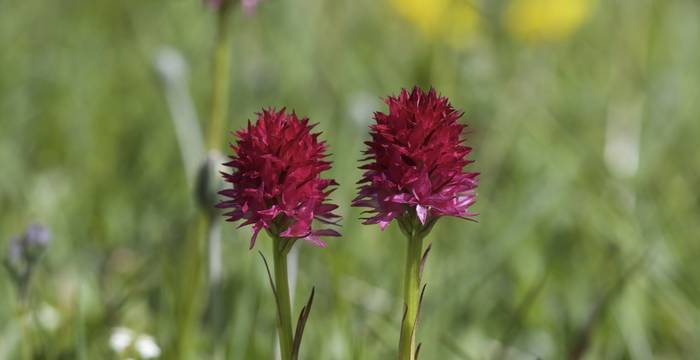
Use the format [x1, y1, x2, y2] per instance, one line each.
[205, 7, 232, 358]
[399, 231, 423, 360]
[15, 266, 35, 360]
[174, 215, 207, 360]
[170, 3, 233, 358]
[207, 7, 233, 149]
[272, 237, 294, 360]
[208, 218, 224, 336]
[19, 299, 32, 360]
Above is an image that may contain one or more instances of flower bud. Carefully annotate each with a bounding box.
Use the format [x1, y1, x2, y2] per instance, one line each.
[196, 150, 227, 216]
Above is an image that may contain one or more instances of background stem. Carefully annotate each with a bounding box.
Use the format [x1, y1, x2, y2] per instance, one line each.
[207, 8, 233, 149]
[399, 232, 423, 360]
[19, 299, 32, 360]
[206, 6, 232, 358]
[273, 237, 294, 360]
[173, 215, 207, 360]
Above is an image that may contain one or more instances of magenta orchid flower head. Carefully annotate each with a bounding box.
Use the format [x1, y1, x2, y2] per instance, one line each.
[218, 108, 341, 249]
[353, 87, 479, 232]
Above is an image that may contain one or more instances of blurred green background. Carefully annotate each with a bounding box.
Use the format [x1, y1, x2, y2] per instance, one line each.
[2, 0, 700, 358]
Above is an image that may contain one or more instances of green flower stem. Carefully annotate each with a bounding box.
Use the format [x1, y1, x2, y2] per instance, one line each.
[206, 0, 232, 338]
[174, 215, 207, 360]
[272, 236, 294, 360]
[207, 7, 233, 150]
[204, 6, 233, 357]
[399, 231, 424, 360]
[19, 300, 32, 360]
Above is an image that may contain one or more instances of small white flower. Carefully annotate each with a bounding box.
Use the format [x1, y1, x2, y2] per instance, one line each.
[135, 334, 161, 358]
[38, 303, 61, 331]
[109, 327, 134, 354]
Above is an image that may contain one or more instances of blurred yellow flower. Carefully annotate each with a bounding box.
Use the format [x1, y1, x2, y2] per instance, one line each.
[389, 0, 480, 48]
[505, 0, 595, 42]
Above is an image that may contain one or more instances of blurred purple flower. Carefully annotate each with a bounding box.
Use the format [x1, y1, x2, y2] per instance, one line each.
[205, 0, 261, 14]
[242, 0, 261, 14]
[22, 223, 51, 262]
[353, 87, 479, 230]
[4, 223, 51, 292]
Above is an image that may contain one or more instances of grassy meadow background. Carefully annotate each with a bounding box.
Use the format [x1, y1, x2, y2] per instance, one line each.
[2, 0, 700, 358]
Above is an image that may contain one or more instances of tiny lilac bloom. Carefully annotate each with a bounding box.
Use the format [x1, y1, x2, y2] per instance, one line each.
[5, 223, 51, 270]
[218, 109, 341, 249]
[353, 87, 479, 230]
[4, 223, 52, 296]
[242, 0, 261, 14]
[22, 223, 51, 261]
[206, 0, 261, 14]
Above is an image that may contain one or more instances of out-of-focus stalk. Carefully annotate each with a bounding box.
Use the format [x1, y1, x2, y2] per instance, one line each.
[272, 236, 294, 360]
[204, 5, 233, 357]
[19, 300, 32, 360]
[155, 3, 234, 357]
[4, 224, 50, 360]
[17, 270, 33, 360]
[398, 231, 424, 360]
[173, 214, 207, 360]
[207, 6, 233, 149]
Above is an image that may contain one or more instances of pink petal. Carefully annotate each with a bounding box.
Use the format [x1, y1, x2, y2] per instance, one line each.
[303, 235, 327, 248]
[416, 205, 428, 225]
